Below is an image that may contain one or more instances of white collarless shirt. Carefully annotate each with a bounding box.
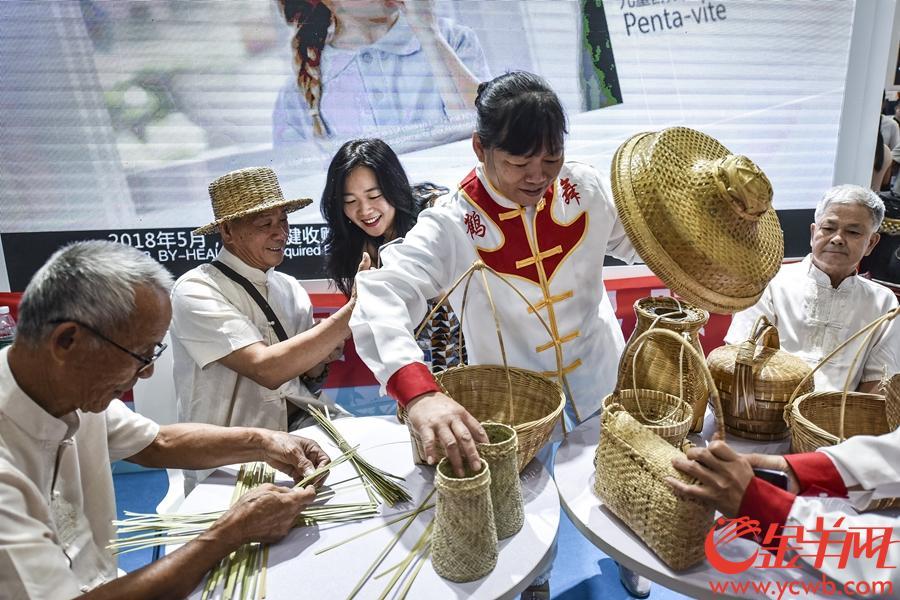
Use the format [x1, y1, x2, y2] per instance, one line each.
[725, 255, 899, 390]
[0, 347, 159, 598]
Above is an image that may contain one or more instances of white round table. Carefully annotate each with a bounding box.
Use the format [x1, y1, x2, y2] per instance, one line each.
[555, 412, 833, 599]
[176, 416, 560, 599]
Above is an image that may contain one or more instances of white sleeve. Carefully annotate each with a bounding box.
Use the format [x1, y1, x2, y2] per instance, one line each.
[723, 286, 776, 345]
[350, 209, 463, 390]
[819, 428, 900, 503]
[785, 497, 899, 588]
[170, 278, 264, 369]
[105, 400, 160, 462]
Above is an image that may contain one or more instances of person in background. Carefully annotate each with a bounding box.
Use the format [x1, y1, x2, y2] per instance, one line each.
[272, 0, 489, 144]
[320, 138, 462, 371]
[0, 241, 330, 599]
[349, 71, 647, 599]
[170, 167, 364, 491]
[668, 430, 899, 591]
[725, 185, 897, 392]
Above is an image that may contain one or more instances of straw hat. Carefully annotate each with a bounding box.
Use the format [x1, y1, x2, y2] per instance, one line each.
[611, 127, 784, 314]
[193, 167, 312, 235]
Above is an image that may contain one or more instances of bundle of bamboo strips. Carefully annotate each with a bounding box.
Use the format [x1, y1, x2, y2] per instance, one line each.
[307, 406, 411, 505]
[111, 449, 380, 600]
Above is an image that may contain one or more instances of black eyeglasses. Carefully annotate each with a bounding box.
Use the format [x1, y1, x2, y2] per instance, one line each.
[50, 319, 167, 375]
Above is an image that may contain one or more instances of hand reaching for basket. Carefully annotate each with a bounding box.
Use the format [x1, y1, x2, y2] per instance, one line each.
[406, 391, 489, 476]
[666, 441, 799, 517]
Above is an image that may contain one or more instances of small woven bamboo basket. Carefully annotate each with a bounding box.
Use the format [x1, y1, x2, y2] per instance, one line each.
[403, 261, 567, 471]
[707, 316, 813, 441]
[594, 402, 721, 570]
[884, 373, 900, 430]
[478, 422, 524, 540]
[431, 458, 498, 582]
[785, 307, 899, 511]
[618, 296, 710, 431]
[594, 331, 726, 570]
[603, 328, 696, 447]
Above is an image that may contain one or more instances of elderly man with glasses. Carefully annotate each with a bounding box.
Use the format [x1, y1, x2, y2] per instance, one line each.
[0, 241, 331, 599]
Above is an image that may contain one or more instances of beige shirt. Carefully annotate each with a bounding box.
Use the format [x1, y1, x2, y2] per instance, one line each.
[170, 248, 319, 433]
[725, 256, 899, 390]
[0, 347, 159, 599]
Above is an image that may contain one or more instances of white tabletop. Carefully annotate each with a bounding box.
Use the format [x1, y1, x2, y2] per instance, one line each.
[555, 411, 832, 599]
[176, 416, 560, 600]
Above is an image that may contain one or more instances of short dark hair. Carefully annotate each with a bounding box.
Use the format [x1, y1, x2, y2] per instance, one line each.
[474, 71, 568, 157]
[320, 139, 422, 298]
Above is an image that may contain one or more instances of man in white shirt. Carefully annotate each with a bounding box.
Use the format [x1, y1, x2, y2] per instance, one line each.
[725, 185, 898, 392]
[668, 430, 899, 593]
[0, 241, 330, 599]
[171, 167, 362, 442]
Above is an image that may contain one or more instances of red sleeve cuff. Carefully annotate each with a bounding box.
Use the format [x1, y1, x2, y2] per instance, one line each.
[387, 363, 441, 408]
[738, 477, 796, 537]
[784, 452, 848, 498]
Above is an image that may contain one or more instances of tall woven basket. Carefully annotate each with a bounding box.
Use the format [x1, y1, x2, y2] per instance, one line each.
[707, 316, 813, 440]
[594, 333, 727, 570]
[604, 328, 700, 447]
[403, 261, 567, 471]
[618, 296, 710, 432]
[784, 307, 899, 511]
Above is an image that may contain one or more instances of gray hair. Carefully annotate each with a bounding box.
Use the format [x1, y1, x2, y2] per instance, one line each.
[814, 184, 885, 231]
[16, 241, 174, 345]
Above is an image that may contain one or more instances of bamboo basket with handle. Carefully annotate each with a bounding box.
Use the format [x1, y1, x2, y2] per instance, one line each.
[603, 328, 695, 447]
[401, 260, 567, 472]
[784, 307, 899, 511]
[594, 329, 726, 570]
[617, 296, 710, 432]
[707, 315, 813, 441]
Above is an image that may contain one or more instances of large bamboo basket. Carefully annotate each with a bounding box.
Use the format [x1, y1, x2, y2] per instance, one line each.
[605, 328, 699, 447]
[618, 296, 710, 432]
[884, 374, 900, 430]
[402, 261, 567, 472]
[707, 316, 813, 441]
[594, 332, 726, 570]
[784, 307, 899, 511]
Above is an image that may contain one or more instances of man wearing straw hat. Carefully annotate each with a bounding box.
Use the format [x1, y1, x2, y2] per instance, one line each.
[725, 185, 898, 393]
[171, 167, 366, 490]
[0, 241, 329, 599]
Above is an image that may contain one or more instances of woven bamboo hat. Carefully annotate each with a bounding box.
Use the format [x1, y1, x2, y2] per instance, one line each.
[611, 127, 784, 314]
[194, 167, 312, 235]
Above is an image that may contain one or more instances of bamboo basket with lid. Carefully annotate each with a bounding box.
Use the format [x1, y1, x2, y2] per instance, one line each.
[610, 127, 784, 314]
[401, 261, 567, 472]
[617, 296, 710, 432]
[784, 307, 899, 511]
[707, 315, 813, 441]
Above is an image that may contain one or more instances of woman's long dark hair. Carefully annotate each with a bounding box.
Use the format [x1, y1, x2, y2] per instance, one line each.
[321, 139, 426, 298]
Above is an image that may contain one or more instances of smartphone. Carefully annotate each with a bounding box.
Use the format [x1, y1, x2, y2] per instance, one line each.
[753, 468, 789, 490]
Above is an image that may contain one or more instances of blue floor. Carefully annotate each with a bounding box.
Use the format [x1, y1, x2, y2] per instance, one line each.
[112, 468, 686, 599]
